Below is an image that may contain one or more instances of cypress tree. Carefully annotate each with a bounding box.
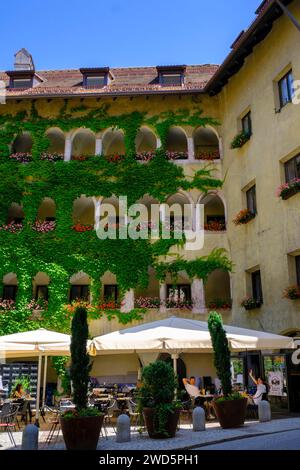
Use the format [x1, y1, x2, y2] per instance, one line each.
[208, 311, 232, 396]
[70, 306, 91, 410]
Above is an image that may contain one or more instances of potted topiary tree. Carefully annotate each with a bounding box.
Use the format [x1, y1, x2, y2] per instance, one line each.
[60, 306, 103, 450]
[138, 360, 180, 439]
[208, 311, 247, 429]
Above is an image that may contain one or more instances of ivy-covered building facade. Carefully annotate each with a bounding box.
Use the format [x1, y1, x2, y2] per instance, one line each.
[0, 0, 300, 406]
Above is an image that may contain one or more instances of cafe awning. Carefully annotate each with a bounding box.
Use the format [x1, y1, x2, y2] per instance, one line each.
[92, 317, 295, 354]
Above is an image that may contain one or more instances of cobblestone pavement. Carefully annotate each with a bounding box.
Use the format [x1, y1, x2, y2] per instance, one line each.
[1, 418, 300, 451]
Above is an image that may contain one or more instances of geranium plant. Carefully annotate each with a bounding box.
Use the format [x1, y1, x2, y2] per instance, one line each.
[32, 220, 56, 233]
[276, 179, 300, 200]
[41, 152, 64, 162]
[165, 299, 193, 310]
[166, 151, 188, 160]
[135, 152, 155, 162]
[135, 297, 161, 309]
[231, 131, 251, 149]
[9, 153, 32, 163]
[195, 150, 220, 160]
[283, 286, 300, 300]
[0, 299, 16, 311]
[72, 223, 94, 232]
[0, 222, 23, 233]
[233, 209, 255, 226]
[205, 220, 226, 231]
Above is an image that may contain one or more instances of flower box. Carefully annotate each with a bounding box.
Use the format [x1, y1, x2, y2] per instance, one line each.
[41, 153, 64, 162]
[277, 179, 300, 200]
[233, 209, 256, 226]
[204, 220, 226, 232]
[72, 223, 94, 232]
[166, 151, 189, 161]
[135, 297, 161, 309]
[283, 286, 300, 300]
[104, 154, 125, 163]
[165, 299, 193, 310]
[32, 220, 56, 233]
[135, 152, 155, 162]
[9, 153, 32, 163]
[231, 131, 251, 149]
[241, 297, 262, 311]
[0, 222, 23, 233]
[0, 299, 16, 311]
[195, 150, 220, 161]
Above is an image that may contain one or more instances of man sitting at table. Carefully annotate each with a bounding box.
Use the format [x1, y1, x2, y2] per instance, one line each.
[182, 377, 200, 398]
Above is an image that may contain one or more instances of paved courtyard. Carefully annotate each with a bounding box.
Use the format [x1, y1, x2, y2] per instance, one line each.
[1, 418, 300, 451]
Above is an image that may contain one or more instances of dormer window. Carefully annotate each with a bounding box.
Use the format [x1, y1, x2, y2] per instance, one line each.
[7, 70, 35, 89]
[80, 67, 111, 88]
[12, 78, 32, 89]
[157, 65, 186, 86]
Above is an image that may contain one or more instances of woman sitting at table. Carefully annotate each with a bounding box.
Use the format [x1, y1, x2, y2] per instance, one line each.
[12, 383, 27, 399]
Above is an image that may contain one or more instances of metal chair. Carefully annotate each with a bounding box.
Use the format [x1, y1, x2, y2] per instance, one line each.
[44, 405, 61, 446]
[127, 400, 140, 430]
[0, 407, 18, 447]
[102, 399, 117, 439]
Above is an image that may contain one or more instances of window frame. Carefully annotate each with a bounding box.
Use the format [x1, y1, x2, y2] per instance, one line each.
[104, 284, 118, 302]
[284, 154, 300, 183]
[251, 270, 263, 304]
[3, 285, 18, 301]
[84, 75, 106, 88]
[35, 285, 49, 301]
[69, 284, 90, 302]
[278, 70, 294, 109]
[160, 73, 183, 86]
[246, 185, 257, 215]
[241, 111, 252, 136]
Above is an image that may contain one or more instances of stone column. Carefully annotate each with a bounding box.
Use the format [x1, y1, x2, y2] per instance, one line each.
[218, 137, 223, 160]
[187, 137, 195, 161]
[156, 137, 162, 149]
[191, 278, 206, 313]
[121, 289, 134, 313]
[64, 135, 72, 161]
[159, 283, 167, 313]
[93, 198, 101, 231]
[95, 137, 103, 156]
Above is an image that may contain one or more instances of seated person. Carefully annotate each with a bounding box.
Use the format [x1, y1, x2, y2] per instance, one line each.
[12, 383, 28, 399]
[248, 369, 267, 405]
[182, 377, 200, 398]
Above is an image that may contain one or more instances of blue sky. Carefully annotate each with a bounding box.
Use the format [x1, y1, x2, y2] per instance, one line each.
[1, 0, 261, 70]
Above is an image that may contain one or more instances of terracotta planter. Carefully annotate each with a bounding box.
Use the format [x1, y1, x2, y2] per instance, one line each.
[60, 414, 104, 450]
[143, 407, 180, 439]
[213, 398, 248, 429]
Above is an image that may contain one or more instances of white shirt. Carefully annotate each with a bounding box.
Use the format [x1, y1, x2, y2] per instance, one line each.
[253, 384, 267, 405]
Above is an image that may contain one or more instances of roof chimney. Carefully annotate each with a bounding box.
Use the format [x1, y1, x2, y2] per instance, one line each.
[14, 48, 35, 71]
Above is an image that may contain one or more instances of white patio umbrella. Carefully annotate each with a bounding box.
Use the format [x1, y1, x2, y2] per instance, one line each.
[92, 316, 295, 354]
[0, 329, 72, 423]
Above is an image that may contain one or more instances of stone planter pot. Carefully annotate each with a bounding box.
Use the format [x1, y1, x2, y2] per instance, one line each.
[60, 414, 104, 450]
[213, 398, 248, 429]
[143, 407, 180, 439]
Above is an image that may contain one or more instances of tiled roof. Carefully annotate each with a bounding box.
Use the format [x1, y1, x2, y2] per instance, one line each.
[0, 65, 219, 98]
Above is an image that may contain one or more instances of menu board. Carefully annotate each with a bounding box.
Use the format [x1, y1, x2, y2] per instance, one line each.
[0, 362, 38, 398]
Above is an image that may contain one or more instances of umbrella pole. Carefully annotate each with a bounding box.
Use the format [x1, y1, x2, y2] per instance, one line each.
[35, 354, 42, 426]
[172, 353, 179, 398]
[42, 355, 48, 409]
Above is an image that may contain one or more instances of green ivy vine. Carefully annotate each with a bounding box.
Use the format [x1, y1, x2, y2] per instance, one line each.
[0, 103, 231, 338]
